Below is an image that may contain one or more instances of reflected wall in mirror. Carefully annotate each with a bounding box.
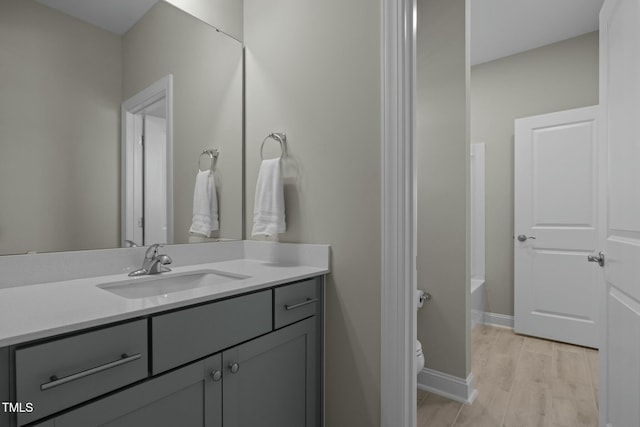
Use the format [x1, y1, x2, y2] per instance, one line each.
[0, 0, 243, 256]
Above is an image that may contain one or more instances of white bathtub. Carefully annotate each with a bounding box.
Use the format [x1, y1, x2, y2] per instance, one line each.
[471, 278, 485, 327]
[470, 144, 485, 328]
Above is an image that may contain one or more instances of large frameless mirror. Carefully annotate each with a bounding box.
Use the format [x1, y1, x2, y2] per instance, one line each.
[0, 0, 243, 255]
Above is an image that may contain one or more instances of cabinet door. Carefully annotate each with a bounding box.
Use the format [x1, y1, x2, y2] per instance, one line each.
[0, 347, 9, 427]
[54, 354, 222, 427]
[223, 317, 318, 427]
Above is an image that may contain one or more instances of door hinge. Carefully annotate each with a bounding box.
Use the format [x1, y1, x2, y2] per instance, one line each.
[137, 217, 144, 228]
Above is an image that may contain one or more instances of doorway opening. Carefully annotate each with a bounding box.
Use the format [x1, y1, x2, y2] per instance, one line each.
[121, 75, 174, 247]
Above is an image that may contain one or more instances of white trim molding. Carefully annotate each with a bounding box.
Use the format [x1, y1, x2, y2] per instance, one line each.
[418, 369, 478, 404]
[380, 0, 417, 425]
[483, 312, 515, 329]
[471, 310, 484, 327]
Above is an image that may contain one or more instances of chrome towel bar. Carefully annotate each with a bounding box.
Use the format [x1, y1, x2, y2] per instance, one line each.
[198, 149, 219, 172]
[260, 132, 287, 160]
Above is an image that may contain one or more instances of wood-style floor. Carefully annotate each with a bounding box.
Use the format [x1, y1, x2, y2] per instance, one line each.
[417, 325, 599, 427]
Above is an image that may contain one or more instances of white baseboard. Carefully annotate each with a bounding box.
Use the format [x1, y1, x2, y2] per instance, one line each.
[483, 312, 514, 329]
[417, 368, 478, 404]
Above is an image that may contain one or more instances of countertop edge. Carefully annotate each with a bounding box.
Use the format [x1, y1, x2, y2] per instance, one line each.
[1, 266, 328, 348]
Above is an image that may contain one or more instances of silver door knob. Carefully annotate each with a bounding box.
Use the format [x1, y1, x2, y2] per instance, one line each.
[229, 363, 240, 374]
[210, 370, 222, 382]
[587, 251, 605, 267]
[517, 235, 536, 242]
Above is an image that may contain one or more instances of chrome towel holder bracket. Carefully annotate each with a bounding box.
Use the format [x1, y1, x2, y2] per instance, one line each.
[198, 149, 219, 173]
[260, 132, 287, 160]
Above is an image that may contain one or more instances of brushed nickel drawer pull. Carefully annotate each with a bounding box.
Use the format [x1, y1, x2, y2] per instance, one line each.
[40, 353, 142, 391]
[284, 298, 318, 311]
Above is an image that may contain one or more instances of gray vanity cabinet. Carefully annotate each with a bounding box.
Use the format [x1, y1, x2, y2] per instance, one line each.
[52, 354, 223, 427]
[223, 316, 318, 427]
[3, 276, 323, 427]
[0, 347, 10, 427]
[152, 290, 272, 375]
[53, 315, 320, 427]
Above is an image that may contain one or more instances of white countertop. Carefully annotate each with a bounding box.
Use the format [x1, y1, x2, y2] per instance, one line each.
[0, 242, 329, 347]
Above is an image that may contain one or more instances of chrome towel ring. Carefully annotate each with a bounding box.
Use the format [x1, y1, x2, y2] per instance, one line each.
[260, 132, 287, 160]
[198, 149, 219, 173]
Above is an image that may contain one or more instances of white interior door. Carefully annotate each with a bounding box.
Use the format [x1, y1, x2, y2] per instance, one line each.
[514, 106, 599, 348]
[132, 114, 144, 246]
[143, 115, 168, 244]
[599, 0, 640, 425]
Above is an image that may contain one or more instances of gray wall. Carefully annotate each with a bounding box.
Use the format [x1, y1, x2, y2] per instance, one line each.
[0, 0, 122, 255]
[416, 0, 470, 379]
[123, 1, 244, 243]
[244, 0, 382, 425]
[470, 32, 599, 316]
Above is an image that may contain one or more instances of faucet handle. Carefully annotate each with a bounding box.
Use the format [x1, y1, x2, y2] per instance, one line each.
[144, 243, 164, 259]
[147, 254, 173, 274]
[156, 254, 172, 265]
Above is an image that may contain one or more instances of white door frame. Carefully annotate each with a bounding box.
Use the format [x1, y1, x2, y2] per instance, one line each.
[381, 0, 417, 426]
[121, 75, 174, 247]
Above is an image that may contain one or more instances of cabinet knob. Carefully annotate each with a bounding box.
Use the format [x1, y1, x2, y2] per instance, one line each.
[210, 370, 222, 382]
[229, 363, 240, 374]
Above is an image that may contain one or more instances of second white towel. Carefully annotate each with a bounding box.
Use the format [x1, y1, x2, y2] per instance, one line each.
[189, 170, 219, 236]
[252, 158, 285, 237]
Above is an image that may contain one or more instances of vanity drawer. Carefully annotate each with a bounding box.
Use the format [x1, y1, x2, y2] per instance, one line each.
[274, 278, 321, 329]
[152, 290, 272, 374]
[0, 347, 10, 427]
[15, 320, 148, 426]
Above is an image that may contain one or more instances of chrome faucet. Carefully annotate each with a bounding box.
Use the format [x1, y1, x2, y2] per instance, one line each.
[124, 239, 139, 248]
[128, 244, 173, 277]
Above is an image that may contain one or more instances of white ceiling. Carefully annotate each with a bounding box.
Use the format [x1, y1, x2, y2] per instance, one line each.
[36, 0, 158, 35]
[37, 0, 603, 64]
[470, 0, 604, 66]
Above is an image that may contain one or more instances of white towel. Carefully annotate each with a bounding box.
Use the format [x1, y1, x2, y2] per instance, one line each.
[252, 158, 286, 237]
[189, 170, 219, 236]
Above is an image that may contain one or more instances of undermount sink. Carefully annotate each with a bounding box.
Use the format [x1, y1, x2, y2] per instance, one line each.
[98, 269, 250, 299]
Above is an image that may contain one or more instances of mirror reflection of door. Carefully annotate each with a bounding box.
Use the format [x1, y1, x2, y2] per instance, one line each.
[137, 102, 168, 245]
[122, 75, 173, 247]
